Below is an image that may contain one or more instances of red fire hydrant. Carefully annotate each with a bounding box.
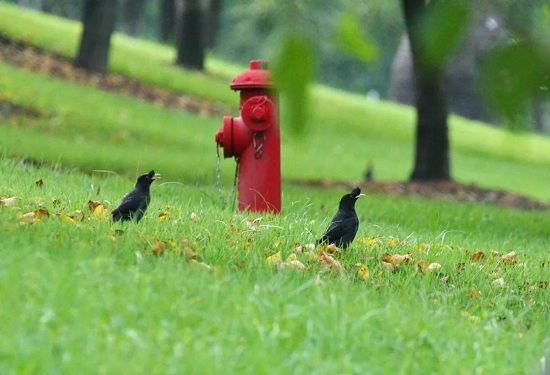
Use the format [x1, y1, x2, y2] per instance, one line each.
[215, 60, 281, 213]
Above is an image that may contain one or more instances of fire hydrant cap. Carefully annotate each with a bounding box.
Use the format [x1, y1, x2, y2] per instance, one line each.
[230, 60, 274, 90]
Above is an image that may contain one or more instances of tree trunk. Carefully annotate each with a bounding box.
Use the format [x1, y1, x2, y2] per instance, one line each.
[159, 0, 176, 42]
[402, 0, 451, 181]
[175, 0, 205, 70]
[75, 0, 117, 74]
[204, 0, 222, 49]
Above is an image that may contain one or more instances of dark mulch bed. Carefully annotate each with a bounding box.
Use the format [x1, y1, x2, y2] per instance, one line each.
[290, 179, 549, 210]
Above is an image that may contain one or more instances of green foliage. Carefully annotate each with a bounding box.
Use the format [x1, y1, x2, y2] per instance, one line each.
[272, 33, 314, 137]
[336, 12, 379, 63]
[418, 0, 472, 67]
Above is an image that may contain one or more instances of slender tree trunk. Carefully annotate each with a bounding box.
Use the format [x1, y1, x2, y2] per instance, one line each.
[75, 0, 117, 74]
[175, 0, 205, 70]
[402, 0, 451, 181]
[159, 0, 176, 42]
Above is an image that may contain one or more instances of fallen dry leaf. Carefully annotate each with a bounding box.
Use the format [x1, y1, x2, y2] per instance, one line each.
[360, 236, 383, 246]
[246, 217, 262, 230]
[427, 262, 442, 271]
[191, 259, 212, 270]
[67, 210, 86, 221]
[317, 243, 340, 253]
[355, 263, 370, 280]
[316, 252, 342, 271]
[501, 251, 516, 265]
[190, 212, 199, 221]
[0, 196, 18, 206]
[178, 246, 197, 260]
[159, 211, 169, 221]
[381, 261, 396, 271]
[417, 260, 429, 272]
[469, 289, 481, 298]
[90, 204, 109, 221]
[492, 278, 506, 287]
[381, 253, 412, 265]
[471, 251, 486, 262]
[266, 251, 282, 266]
[35, 178, 43, 188]
[57, 213, 76, 223]
[19, 208, 50, 224]
[87, 200, 105, 212]
[280, 254, 306, 270]
[152, 241, 166, 255]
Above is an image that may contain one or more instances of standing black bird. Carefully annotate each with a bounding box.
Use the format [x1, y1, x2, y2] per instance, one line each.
[315, 187, 365, 249]
[111, 170, 160, 223]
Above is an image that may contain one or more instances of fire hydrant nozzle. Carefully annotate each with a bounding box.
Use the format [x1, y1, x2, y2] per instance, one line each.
[215, 60, 281, 213]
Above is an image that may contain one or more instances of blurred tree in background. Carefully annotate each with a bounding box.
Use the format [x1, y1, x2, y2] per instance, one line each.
[74, 0, 117, 74]
[6, 0, 549, 135]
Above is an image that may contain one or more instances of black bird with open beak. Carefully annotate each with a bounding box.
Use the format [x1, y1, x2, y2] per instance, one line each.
[111, 170, 161, 223]
[315, 187, 365, 249]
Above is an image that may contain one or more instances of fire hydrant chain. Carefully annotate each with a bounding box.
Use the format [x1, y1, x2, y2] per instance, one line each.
[253, 131, 267, 159]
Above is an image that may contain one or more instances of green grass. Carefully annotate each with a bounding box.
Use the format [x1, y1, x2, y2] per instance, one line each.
[1, 157, 549, 374]
[2, 3, 550, 201]
[0, 4, 549, 373]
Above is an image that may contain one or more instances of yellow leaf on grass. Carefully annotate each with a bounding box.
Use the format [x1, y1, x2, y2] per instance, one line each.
[58, 213, 76, 223]
[317, 243, 340, 253]
[159, 211, 170, 221]
[266, 251, 282, 266]
[469, 289, 481, 298]
[91, 204, 108, 220]
[355, 263, 370, 280]
[88, 200, 105, 212]
[360, 236, 382, 246]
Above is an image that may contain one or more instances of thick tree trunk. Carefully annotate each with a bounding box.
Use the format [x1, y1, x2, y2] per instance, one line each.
[402, 0, 451, 181]
[75, 0, 117, 74]
[159, 0, 176, 42]
[175, 0, 205, 70]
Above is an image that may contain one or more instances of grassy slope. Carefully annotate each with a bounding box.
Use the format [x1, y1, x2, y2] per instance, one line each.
[1, 3, 550, 200]
[0, 3, 549, 374]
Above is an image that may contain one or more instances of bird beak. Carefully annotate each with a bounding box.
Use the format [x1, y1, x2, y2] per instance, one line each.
[152, 173, 161, 180]
[355, 193, 365, 199]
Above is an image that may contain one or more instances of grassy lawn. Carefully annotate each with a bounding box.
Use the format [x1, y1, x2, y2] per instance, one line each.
[0, 3, 549, 374]
[1, 157, 549, 374]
